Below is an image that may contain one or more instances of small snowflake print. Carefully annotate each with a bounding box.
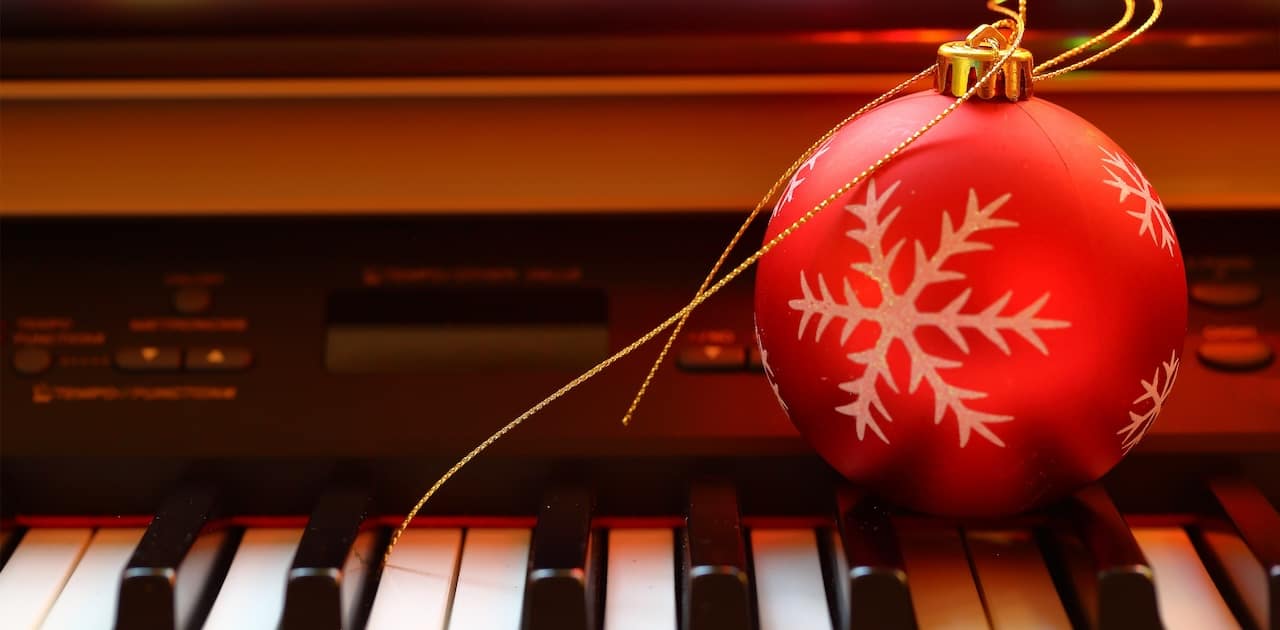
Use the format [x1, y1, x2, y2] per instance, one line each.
[1099, 146, 1176, 256]
[1118, 349, 1180, 453]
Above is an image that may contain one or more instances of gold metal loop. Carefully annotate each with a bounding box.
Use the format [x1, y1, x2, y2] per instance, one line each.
[965, 24, 1010, 50]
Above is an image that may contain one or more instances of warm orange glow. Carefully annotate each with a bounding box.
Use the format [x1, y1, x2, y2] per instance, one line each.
[803, 28, 965, 45]
[1, 73, 1277, 215]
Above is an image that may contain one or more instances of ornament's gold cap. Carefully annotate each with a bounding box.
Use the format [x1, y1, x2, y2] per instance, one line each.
[936, 24, 1034, 101]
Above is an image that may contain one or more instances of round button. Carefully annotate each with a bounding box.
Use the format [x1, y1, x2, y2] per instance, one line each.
[1189, 281, 1262, 309]
[13, 346, 53, 375]
[172, 286, 213, 314]
[1198, 339, 1274, 372]
[1198, 325, 1274, 372]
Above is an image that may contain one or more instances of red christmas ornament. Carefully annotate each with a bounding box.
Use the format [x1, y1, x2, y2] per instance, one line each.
[753, 38, 1187, 516]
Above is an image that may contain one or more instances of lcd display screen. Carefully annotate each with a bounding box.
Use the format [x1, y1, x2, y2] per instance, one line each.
[324, 287, 609, 373]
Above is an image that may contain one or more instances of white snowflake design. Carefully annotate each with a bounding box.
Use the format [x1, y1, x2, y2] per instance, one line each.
[787, 180, 1071, 447]
[754, 321, 789, 414]
[1100, 146, 1175, 256]
[1117, 350, 1180, 453]
[772, 139, 833, 218]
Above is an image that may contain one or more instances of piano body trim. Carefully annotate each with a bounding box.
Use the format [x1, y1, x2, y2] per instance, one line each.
[1, 71, 1278, 216]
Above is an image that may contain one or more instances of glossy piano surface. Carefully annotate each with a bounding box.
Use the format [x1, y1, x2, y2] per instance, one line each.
[2, 1, 1278, 627]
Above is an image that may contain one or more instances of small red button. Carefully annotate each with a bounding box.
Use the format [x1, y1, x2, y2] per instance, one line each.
[12, 346, 53, 376]
[677, 344, 747, 371]
[172, 287, 214, 314]
[185, 347, 253, 372]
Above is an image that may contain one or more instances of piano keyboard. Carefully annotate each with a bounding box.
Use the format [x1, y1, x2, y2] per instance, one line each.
[0, 479, 1276, 630]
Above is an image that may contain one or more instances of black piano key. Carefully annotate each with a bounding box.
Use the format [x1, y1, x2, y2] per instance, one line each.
[682, 479, 752, 630]
[1034, 525, 1094, 630]
[522, 486, 601, 630]
[1054, 484, 1161, 630]
[116, 486, 237, 630]
[824, 487, 915, 630]
[280, 487, 377, 630]
[1210, 477, 1280, 630]
[0, 526, 22, 572]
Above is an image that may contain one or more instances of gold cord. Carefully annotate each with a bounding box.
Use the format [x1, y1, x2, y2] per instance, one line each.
[1035, 0, 1134, 73]
[1035, 0, 1162, 81]
[986, 1, 1026, 41]
[619, 64, 938, 427]
[384, 0, 1161, 564]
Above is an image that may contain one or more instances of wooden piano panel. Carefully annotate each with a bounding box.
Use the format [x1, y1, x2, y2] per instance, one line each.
[1, 72, 1277, 215]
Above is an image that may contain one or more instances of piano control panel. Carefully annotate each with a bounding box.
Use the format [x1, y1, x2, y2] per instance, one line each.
[3, 211, 1277, 460]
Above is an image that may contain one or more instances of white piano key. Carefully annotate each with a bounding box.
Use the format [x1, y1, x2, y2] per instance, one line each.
[965, 529, 1071, 630]
[0, 528, 92, 630]
[604, 529, 677, 630]
[339, 529, 381, 629]
[366, 529, 463, 630]
[1199, 528, 1269, 630]
[895, 521, 989, 630]
[174, 529, 233, 630]
[1132, 527, 1240, 630]
[202, 528, 303, 630]
[446, 528, 531, 630]
[41, 528, 147, 630]
[750, 529, 834, 630]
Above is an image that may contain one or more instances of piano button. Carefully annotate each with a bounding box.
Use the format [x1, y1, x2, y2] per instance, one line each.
[1132, 527, 1239, 630]
[172, 286, 214, 315]
[965, 529, 1071, 630]
[42, 528, 147, 630]
[202, 528, 304, 630]
[1199, 339, 1274, 372]
[1198, 325, 1274, 372]
[750, 529, 834, 630]
[185, 347, 253, 372]
[12, 345, 53, 376]
[1190, 281, 1262, 308]
[282, 487, 376, 630]
[829, 487, 914, 630]
[118, 486, 230, 630]
[603, 529, 677, 630]
[523, 486, 600, 630]
[0, 528, 93, 629]
[1058, 484, 1160, 630]
[677, 344, 747, 371]
[114, 346, 181, 372]
[682, 480, 751, 630]
[448, 528, 532, 630]
[1209, 477, 1280, 629]
[1197, 525, 1270, 630]
[365, 528, 463, 630]
[894, 519, 988, 629]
